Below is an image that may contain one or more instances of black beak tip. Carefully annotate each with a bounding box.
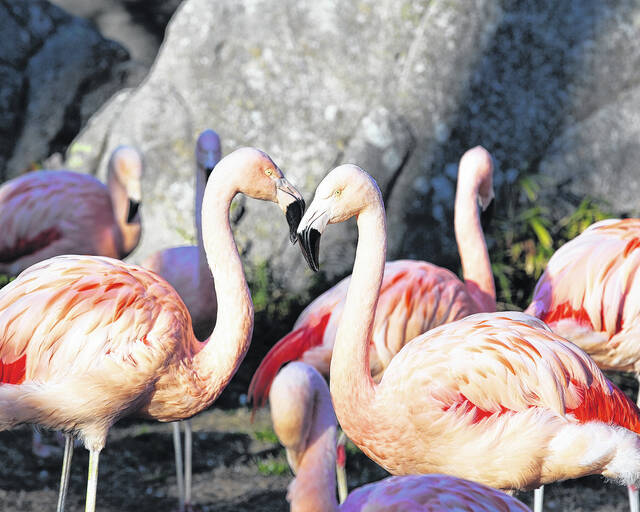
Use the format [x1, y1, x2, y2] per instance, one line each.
[127, 199, 140, 223]
[299, 227, 321, 272]
[285, 200, 305, 244]
[205, 166, 214, 180]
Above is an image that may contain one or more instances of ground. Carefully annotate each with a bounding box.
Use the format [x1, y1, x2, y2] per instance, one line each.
[0, 405, 636, 511]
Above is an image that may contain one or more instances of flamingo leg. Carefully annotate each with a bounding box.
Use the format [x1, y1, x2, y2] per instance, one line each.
[336, 430, 348, 504]
[629, 485, 639, 512]
[56, 434, 74, 512]
[173, 421, 185, 512]
[184, 420, 193, 508]
[84, 448, 100, 512]
[533, 485, 544, 512]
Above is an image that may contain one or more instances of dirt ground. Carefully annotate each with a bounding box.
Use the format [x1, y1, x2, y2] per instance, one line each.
[0, 406, 636, 512]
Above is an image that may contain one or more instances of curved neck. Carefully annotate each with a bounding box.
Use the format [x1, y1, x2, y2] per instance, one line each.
[288, 389, 339, 512]
[454, 181, 495, 312]
[107, 170, 141, 258]
[329, 202, 385, 434]
[192, 170, 253, 397]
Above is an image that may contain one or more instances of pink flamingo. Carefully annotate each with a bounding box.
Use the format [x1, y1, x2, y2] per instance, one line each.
[249, 146, 496, 408]
[0, 146, 143, 276]
[270, 361, 531, 511]
[0, 146, 143, 458]
[526, 217, 640, 511]
[250, 146, 495, 502]
[142, 129, 220, 510]
[0, 147, 305, 512]
[295, 164, 640, 504]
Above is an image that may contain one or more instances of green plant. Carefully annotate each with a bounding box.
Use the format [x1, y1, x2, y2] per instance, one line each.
[255, 455, 290, 476]
[0, 274, 13, 289]
[252, 426, 279, 444]
[489, 175, 611, 309]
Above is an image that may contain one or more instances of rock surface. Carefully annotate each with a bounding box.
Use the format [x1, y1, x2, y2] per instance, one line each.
[20, 0, 640, 302]
[0, 0, 142, 181]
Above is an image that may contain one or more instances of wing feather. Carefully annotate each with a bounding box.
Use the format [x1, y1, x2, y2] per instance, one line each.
[0, 255, 194, 383]
[382, 313, 640, 432]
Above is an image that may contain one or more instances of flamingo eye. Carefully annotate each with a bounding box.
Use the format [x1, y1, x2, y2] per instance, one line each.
[334, 189, 342, 197]
[265, 168, 274, 177]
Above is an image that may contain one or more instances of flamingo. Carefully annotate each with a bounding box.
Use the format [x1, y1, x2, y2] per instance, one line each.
[525, 217, 640, 511]
[270, 361, 531, 511]
[0, 145, 143, 277]
[0, 146, 143, 459]
[142, 129, 220, 511]
[249, 146, 496, 502]
[295, 164, 640, 505]
[248, 146, 496, 407]
[0, 147, 305, 512]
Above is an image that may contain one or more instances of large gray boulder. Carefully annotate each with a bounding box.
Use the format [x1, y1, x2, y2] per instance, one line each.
[63, 0, 640, 305]
[0, 0, 140, 181]
[64, 0, 501, 296]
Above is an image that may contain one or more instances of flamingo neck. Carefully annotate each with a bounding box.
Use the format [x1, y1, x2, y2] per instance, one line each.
[454, 180, 495, 312]
[191, 170, 253, 400]
[195, 167, 213, 311]
[329, 201, 385, 435]
[288, 389, 339, 512]
[107, 170, 141, 258]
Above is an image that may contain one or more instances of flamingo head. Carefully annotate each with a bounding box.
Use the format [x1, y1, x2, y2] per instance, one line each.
[109, 146, 144, 224]
[195, 129, 222, 182]
[213, 147, 305, 243]
[297, 164, 381, 271]
[458, 145, 494, 211]
[269, 362, 333, 474]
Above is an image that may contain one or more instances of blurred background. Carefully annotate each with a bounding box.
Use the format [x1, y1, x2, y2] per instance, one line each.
[0, 0, 639, 510]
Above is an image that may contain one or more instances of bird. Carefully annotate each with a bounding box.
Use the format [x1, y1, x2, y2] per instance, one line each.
[249, 146, 497, 408]
[142, 129, 220, 511]
[0, 145, 143, 277]
[270, 361, 531, 511]
[295, 164, 640, 502]
[525, 217, 640, 512]
[0, 147, 305, 512]
[249, 146, 496, 502]
[526, 218, 640, 399]
[0, 146, 143, 459]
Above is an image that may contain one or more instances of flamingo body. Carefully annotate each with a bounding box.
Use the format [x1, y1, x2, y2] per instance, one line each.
[359, 313, 640, 486]
[0, 255, 199, 446]
[526, 218, 640, 373]
[343, 474, 531, 511]
[0, 172, 123, 275]
[271, 361, 530, 512]
[0, 147, 143, 276]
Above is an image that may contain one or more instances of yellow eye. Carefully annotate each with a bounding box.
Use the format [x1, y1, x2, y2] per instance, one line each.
[265, 168, 273, 176]
[334, 189, 342, 197]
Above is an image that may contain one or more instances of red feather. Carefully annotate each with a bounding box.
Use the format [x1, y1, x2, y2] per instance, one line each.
[248, 312, 331, 412]
[0, 227, 61, 264]
[0, 354, 26, 385]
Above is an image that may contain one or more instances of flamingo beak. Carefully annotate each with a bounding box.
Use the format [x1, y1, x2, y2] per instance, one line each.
[127, 198, 140, 223]
[276, 178, 306, 244]
[297, 206, 329, 272]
